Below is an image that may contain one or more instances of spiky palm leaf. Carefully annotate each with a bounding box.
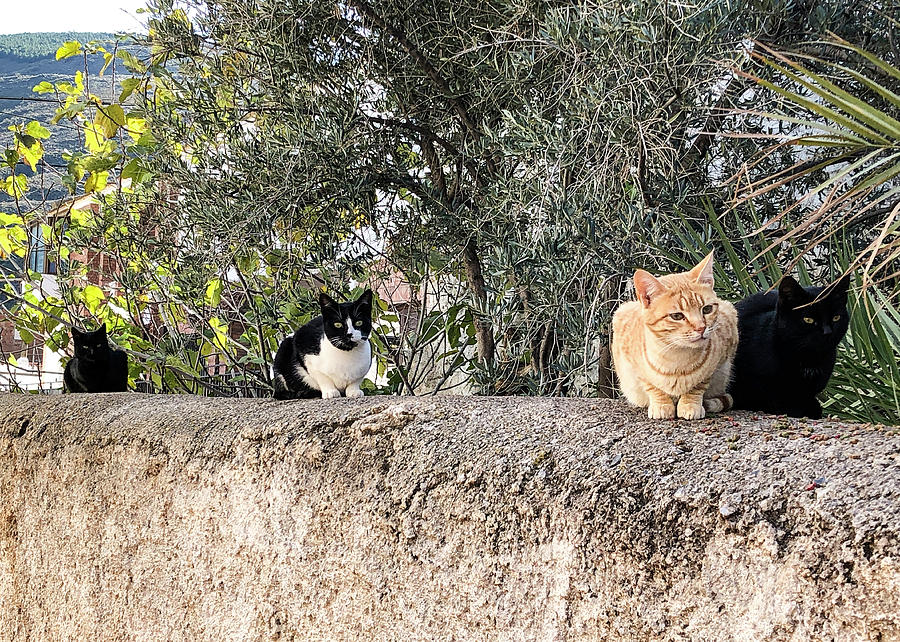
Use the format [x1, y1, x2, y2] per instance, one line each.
[730, 36, 900, 291]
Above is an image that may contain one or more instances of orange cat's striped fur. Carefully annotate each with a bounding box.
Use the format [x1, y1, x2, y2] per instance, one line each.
[612, 252, 738, 420]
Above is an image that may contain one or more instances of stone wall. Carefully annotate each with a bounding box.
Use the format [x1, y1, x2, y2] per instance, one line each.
[0, 394, 898, 641]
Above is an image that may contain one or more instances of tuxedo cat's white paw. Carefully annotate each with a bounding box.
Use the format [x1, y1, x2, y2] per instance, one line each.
[345, 385, 364, 398]
[321, 388, 341, 399]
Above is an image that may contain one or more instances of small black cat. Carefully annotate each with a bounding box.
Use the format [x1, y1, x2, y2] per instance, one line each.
[273, 289, 373, 400]
[729, 274, 851, 419]
[64, 324, 129, 393]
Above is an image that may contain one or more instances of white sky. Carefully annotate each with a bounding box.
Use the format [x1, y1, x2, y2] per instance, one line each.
[0, 0, 146, 35]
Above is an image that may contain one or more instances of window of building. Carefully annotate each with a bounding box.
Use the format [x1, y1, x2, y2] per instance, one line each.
[0, 257, 22, 311]
[27, 224, 55, 275]
[27, 220, 68, 276]
[25, 340, 43, 365]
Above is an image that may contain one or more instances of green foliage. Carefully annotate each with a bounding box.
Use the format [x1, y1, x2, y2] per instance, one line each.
[0, 5, 896, 421]
[831, 288, 900, 423]
[130, 0, 894, 398]
[732, 39, 900, 291]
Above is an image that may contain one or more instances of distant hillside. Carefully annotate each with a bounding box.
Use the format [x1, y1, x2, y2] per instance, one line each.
[0, 32, 113, 61]
[0, 33, 133, 206]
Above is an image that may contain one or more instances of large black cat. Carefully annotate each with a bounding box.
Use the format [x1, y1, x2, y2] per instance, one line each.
[273, 289, 373, 400]
[64, 324, 129, 393]
[729, 275, 850, 418]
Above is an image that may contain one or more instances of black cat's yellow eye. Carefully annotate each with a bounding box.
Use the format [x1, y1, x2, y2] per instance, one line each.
[803, 317, 815, 325]
[701, 304, 714, 315]
[669, 312, 685, 320]
[354, 320, 363, 327]
[333, 322, 343, 328]
[832, 315, 841, 322]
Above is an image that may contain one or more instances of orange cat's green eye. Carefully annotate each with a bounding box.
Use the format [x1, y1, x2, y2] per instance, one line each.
[803, 317, 814, 325]
[334, 322, 343, 328]
[832, 315, 841, 322]
[701, 304, 714, 314]
[669, 312, 685, 320]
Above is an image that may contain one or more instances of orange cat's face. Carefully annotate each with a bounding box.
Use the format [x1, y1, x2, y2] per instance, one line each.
[633, 253, 721, 349]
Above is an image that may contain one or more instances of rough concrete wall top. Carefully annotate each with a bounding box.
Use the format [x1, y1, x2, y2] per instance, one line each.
[0, 394, 898, 641]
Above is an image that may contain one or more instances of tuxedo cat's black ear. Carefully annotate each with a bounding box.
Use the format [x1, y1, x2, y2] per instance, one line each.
[356, 288, 373, 308]
[778, 275, 808, 308]
[71, 327, 83, 338]
[98, 323, 108, 336]
[319, 290, 339, 311]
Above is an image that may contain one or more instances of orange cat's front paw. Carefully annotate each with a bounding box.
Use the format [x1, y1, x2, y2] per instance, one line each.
[648, 402, 676, 420]
[677, 398, 706, 420]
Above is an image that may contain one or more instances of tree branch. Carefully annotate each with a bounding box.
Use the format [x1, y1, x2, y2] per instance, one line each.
[348, 0, 480, 137]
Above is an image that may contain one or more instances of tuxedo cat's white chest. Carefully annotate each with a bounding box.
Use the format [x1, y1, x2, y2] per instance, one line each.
[299, 338, 371, 392]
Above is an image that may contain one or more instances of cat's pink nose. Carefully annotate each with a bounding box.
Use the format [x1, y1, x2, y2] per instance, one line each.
[693, 324, 706, 334]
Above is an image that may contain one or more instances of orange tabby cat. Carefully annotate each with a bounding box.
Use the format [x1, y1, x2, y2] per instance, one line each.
[612, 252, 738, 420]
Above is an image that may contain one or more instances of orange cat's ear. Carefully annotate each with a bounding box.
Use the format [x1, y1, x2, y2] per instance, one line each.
[688, 251, 715, 286]
[634, 269, 665, 308]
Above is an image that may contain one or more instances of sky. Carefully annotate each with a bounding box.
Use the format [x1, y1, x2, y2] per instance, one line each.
[0, 0, 146, 35]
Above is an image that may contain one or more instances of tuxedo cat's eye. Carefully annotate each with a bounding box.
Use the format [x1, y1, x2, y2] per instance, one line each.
[803, 317, 815, 325]
[832, 315, 841, 322]
[354, 320, 363, 327]
[333, 322, 343, 328]
[669, 312, 685, 320]
[701, 304, 714, 315]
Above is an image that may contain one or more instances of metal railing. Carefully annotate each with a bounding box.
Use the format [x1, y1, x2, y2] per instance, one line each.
[134, 372, 271, 398]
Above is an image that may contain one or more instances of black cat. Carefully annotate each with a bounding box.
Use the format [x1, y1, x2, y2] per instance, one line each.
[273, 289, 373, 400]
[64, 324, 129, 393]
[729, 275, 850, 419]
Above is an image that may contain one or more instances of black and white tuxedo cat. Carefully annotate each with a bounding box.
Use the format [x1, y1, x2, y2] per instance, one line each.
[272, 289, 373, 399]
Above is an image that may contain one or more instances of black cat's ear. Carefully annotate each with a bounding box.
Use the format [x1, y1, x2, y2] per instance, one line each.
[778, 275, 808, 308]
[827, 274, 851, 302]
[98, 323, 108, 336]
[71, 327, 82, 339]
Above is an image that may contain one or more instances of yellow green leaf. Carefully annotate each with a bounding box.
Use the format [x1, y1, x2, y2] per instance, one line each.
[119, 78, 142, 102]
[82, 285, 105, 314]
[100, 52, 114, 76]
[25, 121, 50, 140]
[16, 138, 43, 171]
[3, 175, 27, 198]
[84, 171, 109, 194]
[84, 123, 107, 154]
[121, 158, 152, 184]
[56, 41, 81, 60]
[124, 115, 147, 142]
[205, 278, 223, 307]
[0, 221, 26, 258]
[116, 50, 146, 73]
[96, 104, 126, 139]
[208, 317, 229, 350]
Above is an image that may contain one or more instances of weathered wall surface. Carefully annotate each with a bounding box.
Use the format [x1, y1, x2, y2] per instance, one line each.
[0, 394, 898, 641]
